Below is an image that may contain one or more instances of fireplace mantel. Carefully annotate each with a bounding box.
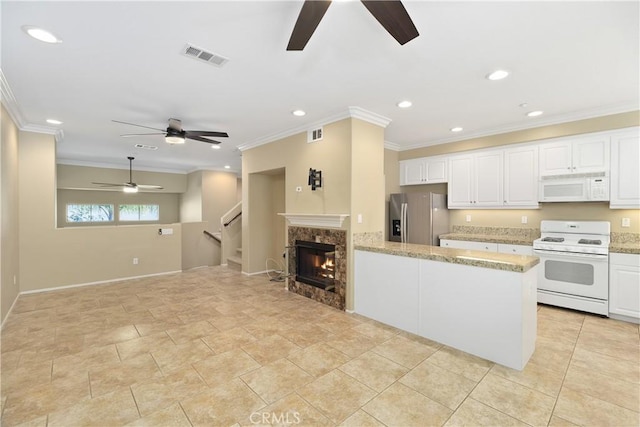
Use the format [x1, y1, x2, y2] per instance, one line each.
[278, 213, 349, 228]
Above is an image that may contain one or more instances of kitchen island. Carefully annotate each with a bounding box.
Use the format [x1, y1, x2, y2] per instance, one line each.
[354, 241, 539, 370]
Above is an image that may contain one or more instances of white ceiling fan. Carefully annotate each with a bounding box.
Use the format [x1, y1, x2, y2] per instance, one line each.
[91, 157, 163, 193]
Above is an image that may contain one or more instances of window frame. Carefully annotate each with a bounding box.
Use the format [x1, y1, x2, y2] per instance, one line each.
[118, 204, 160, 222]
[65, 203, 115, 224]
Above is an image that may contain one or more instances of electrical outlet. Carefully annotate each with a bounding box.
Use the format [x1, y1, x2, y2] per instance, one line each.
[521, 216, 528, 224]
[133, 257, 139, 265]
[622, 217, 631, 228]
[465, 215, 471, 223]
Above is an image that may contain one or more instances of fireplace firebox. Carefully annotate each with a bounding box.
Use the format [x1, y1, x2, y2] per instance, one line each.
[295, 240, 336, 292]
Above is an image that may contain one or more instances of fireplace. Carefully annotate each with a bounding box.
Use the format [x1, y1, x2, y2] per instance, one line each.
[296, 240, 336, 292]
[287, 226, 346, 310]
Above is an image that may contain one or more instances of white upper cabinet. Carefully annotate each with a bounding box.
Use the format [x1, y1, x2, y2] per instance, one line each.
[539, 135, 609, 176]
[503, 146, 539, 207]
[400, 156, 447, 186]
[448, 151, 502, 208]
[610, 128, 640, 208]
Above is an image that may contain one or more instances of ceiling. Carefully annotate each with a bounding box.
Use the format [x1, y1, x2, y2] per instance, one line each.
[2, 1, 638, 174]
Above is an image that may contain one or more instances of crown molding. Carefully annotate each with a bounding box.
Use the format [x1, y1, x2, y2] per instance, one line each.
[384, 140, 401, 151]
[0, 69, 64, 143]
[237, 106, 391, 152]
[400, 103, 640, 151]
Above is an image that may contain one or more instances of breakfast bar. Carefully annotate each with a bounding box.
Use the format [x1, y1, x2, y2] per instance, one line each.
[354, 241, 539, 370]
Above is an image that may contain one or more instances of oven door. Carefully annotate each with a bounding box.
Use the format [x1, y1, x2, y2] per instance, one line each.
[534, 249, 609, 300]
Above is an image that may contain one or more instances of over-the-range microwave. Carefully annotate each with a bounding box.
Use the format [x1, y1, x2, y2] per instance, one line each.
[539, 174, 609, 202]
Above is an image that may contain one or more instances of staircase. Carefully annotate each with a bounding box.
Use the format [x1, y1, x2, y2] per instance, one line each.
[226, 247, 242, 271]
[220, 202, 242, 270]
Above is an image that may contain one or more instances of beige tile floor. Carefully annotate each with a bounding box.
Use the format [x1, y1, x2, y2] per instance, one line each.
[1, 266, 639, 427]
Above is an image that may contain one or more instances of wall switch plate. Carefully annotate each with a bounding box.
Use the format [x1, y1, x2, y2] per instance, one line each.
[622, 217, 631, 227]
[133, 258, 139, 265]
[465, 215, 471, 223]
[296, 186, 302, 193]
[357, 214, 363, 224]
[159, 228, 173, 235]
[521, 216, 528, 224]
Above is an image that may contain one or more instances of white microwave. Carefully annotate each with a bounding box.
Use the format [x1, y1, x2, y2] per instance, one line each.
[539, 175, 609, 202]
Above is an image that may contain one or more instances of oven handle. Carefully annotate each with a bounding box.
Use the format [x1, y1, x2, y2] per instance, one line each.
[533, 248, 609, 260]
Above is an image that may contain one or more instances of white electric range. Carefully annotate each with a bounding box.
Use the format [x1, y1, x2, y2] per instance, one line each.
[533, 220, 610, 316]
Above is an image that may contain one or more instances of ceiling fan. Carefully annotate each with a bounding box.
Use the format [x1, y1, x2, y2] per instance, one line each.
[114, 118, 229, 145]
[287, 0, 419, 51]
[92, 157, 163, 193]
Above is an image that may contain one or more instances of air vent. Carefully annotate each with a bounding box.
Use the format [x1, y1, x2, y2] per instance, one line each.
[134, 144, 158, 150]
[182, 44, 229, 67]
[307, 127, 323, 143]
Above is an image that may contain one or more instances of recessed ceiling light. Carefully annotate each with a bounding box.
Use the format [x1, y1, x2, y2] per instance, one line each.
[292, 110, 306, 117]
[397, 100, 412, 108]
[527, 110, 544, 117]
[211, 145, 221, 150]
[450, 127, 463, 132]
[224, 165, 231, 169]
[46, 119, 63, 125]
[22, 26, 62, 44]
[486, 69, 510, 81]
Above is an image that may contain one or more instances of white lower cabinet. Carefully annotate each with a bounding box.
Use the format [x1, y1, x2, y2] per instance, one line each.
[440, 239, 532, 255]
[440, 239, 497, 252]
[497, 244, 533, 256]
[609, 253, 640, 321]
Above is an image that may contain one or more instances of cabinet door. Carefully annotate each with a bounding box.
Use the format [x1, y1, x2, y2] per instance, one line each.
[400, 159, 425, 186]
[573, 135, 610, 174]
[448, 156, 473, 207]
[497, 244, 533, 256]
[474, 151, 503, 206]
[441, 239, 498, 252]
[504, 146, 539, 207]
[539, 141, 572, 176]
[425, 157, 448, 183]
[610, 129, 640, 208]
[609, 255, 640, 319]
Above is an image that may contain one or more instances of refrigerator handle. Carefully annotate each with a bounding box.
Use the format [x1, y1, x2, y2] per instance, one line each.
[401, 202, 407, 243]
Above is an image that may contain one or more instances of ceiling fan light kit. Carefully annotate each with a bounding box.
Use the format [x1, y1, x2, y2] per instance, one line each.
[91, 157, 163, 192]
[114, 118, 228, 146]
[123, 185, 138, 193]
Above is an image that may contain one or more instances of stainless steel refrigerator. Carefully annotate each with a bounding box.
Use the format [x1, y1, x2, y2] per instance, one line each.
[389, 192, 449, 245]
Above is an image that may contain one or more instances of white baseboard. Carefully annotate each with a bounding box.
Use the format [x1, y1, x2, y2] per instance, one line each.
[1, 292, 21, 330]
[19, 270, 182, 295]
[345, 309, 355, 314]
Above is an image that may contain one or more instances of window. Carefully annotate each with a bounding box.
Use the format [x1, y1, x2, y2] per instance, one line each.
[66, 204, 114, 223]
[119, 204, 160, 221]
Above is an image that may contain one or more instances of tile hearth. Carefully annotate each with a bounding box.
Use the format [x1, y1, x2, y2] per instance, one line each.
[1, 266, 639, 426]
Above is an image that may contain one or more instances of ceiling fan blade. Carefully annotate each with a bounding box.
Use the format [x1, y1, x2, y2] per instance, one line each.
[91, 182, 124, 187]
[287, 0, 332, 51]
[186, 135, 222, 144]
[168, 118, 183, 131]
[112, 120, 165, 132]
[360, 0, 419, 45]
[120, 133, 165, 137]
[136, 184, 164, 190]
[186, 130, 229, 138]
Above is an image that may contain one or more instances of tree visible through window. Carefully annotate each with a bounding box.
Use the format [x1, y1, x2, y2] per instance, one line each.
[119, 204, 160, 221]
[66, 204, 114, 222]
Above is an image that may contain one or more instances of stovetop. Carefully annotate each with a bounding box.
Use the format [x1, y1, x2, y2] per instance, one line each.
[534, 220, 610, 255]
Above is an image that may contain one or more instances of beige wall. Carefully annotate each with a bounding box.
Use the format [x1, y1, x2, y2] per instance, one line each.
[400, 111, 640, 159]
[57, 163, 186, 193]
[1, 106, 20, 323]
[202, 170, 239, 232]
[395, 112, 640, 234]
[449, 204, 640, 234]
[56, 189, 179, 227]
[181, 221, 215, 270]
[180, 171, 203, 222]
[242, 119, 354, 275]
[18, 131, 182, 292]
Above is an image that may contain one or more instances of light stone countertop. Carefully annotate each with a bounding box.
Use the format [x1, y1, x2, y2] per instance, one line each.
[354, 241, 539, 273]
